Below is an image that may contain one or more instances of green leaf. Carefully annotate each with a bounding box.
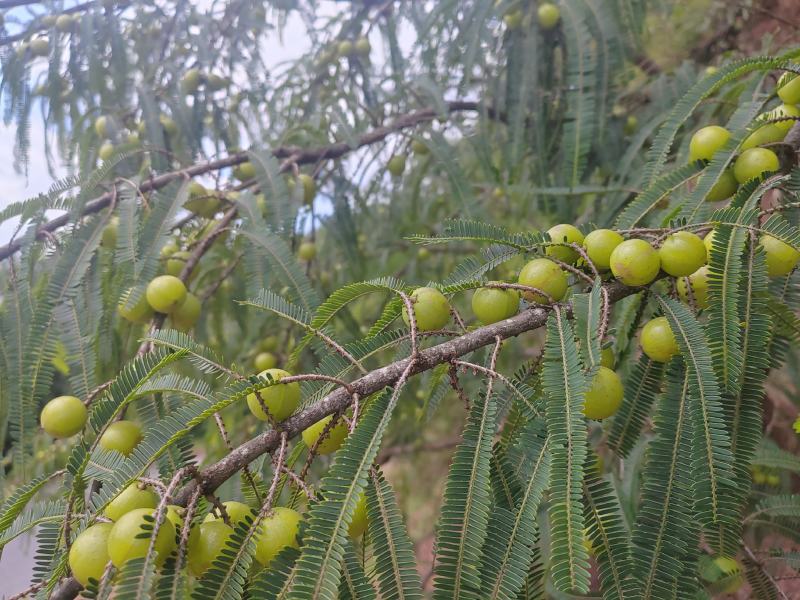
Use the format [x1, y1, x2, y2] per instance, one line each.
[608, 356, 665, 459]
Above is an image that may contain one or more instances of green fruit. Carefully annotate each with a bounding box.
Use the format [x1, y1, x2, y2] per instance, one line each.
[600, 346, 614, 369]
[146, 275, 187, 313]
[118, 289, 154, 323]
[166, 505, 185, 529]
[411, 139, 429, 156]
[204, 501, 256, 525]
[160, 240, 179, 258]
[705, 169, 738, 202]
[337, 40, 354, 57]
[101, 216, 119, 249]
[689, 125, 730, 162]
[610, 239, 660, 286]
[658, 231, 706, 277]
[184, 190, 221, 218]
[99, 420, 143, 456]
[537, 2, 560, 29]
[584, 366, 623, 420]
[94, 116, 109, 138]
[254, 507, 302, 566]
[546, 224, 584, 263]
[40, 395, 86, 438]
[254, 351, 277, 371]
[181, 68, 201, 93]
[677, 265, 710, 309]
[777, 72, 800, 104]
[401, 287, 451, 331]
[187, 521, 233, 576]
[349, 493, 368, 538]
[700, 556, 743, 594]
[768, 103, 800, 133]
[30, 38, 49, 57]
[741, 123, 784, 150]
[761, 234, 800, 277]
[387, 155, 406, 177]
[583, 229, 624, 271]
[98, 141, 114, 161]
[354, 36, 371, 56]
[503, 10, 523, 30]
[108, 508, 176, 568]
[41, 15, 58, 27]
[104, 483, 158, 521]
[206, 74, 228, 90]
[233, 161, 256, 181]
[246, 368, 301, 422]
[298, 241, 316, 261]
[733, 147, 779, 183]
[703, 230, 716, 261]
[68, 523, 113, 586]
[298, 174, 316, 204]
[261, 335, 279, 352]
[170, 292, 201, 331]
[417, 247, 431, 261]
[640, 316, 679, 363]
[517, 258, 568, 303]
[301, 414, 349, 455]
[624, 114, 638, 135]
[471, 285, 519, 325]
[55, 15, 75, 32]
[166, 250, 192, 277]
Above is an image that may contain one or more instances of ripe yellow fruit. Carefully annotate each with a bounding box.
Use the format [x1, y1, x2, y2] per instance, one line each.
[733, 147, 779, 183]
[40, 395, 87, 438]
[99, 420, 143, 456]
[609, 239, 661, 286]
[517, 258, 568, 303]
[107, 508, 176, 568]
[546, 224, 584, 263]
[170, 292, 201, 331]
[537, 3, 560, 29]
[204, 501, 256, 525]
[658, 231, 707, 277]
[68, 523, 113, 586]
[101, 216, 119, 249]
[583, 366, 623, 420]
[254, 507, 302, 566]
[676, 265, 710, 309]
[146, 275, 187, 314]
[640, 317, 679, 363]
[760, 234, 800, 277]
[688, 125, 730, 162]
[187, 521, 233, 576]
[302, 414, 350, 455]
[246, 368, 301, 422]
[402, 287, 451, 331]
[254, 351, 277, 371]
[583, 229, 624, 271]
[349, 493, 368, 539]
[104, 483, 158, 521]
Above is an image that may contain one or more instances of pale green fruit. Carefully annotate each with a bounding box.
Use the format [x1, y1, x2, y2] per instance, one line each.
[609, 239, 660, 286]
[254, 507, 302, 566]
[301, 415, 349, 455]
[401, 287, 450, 331]
[40, 395, 86, 438]
[187, 521, 233, 576]
[107, 508, 176, 567]
[104, 483, 158, 521]
[546, 224, 584, 263]
[99, 420, 142, 456]
[68, 523, 113, 586]
[170, 292, 201, 331]
[146, 275, 187, 314]
[246, 368, 301, 422]
[517, 258, 568, 303]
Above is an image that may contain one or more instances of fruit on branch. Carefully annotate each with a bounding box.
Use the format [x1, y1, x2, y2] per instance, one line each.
[204, 501, 256, 525]
[185, 183, 221, 217]
[187, 521, 234, 576]
[703, 230, 716, 260]
[146, 275, 188, 314]
[600, 346, 615, 369]
[760, 234, 800, 277]
[206, 74, 228, 91]
[517, 258, 568, 303]
[609, 239, 661, 286]
[471, 285, 520, 325]
[546, 224, 584, 263]
[777, 72, 800, 104]
[94, 116, 109, 138]
[40, 395, 87, 438]
[254, 507, 302, 566]
[118, 289, 154, 324]
[68, 522, 113, 586]
[98, 141, 114, 161]
[733, 147, 779, 183]
[337, 40, 354, 57]
[411, 139, 429, 156]
[101, 216, 119, 249]
[288, 173, 316, 204]
[166, 251, 193, 278]
[583, 228, 624, 271]
[688, 125, 730, 162]
[537, 3, 560, 29]
[503, 10, 523, 30]
[298, 241, 317, 261]
[107, 508, 177, 568]
[387, 155, 406, 177]
[166, 505, 185, 529]
[254, 351, 277, 371]
[677, 265, 710, 309]
[99, 420, 143, 456]
[349, 493, 368, 539]
[233, 161, 256, 181]
[705, 169, 738, 202]
[246, 368, 301, 422]
[355, 36, 371, 57]
[768, 103, 800, 133]
[56, 14, 75, 32]
[161, 240, 179, 258]
[170, 292, 201, 331]
[658, 231, 707, 277]
[741, 122, 785, 150]
[30, 38, 50, 57]
[104, 483, 158, 521]
[301, 414, 350, 455]
[402, 287, 451, 331]
[583, 366, 624, 420]
[181, 68, 202, 94]
[640, 316, 679, 363]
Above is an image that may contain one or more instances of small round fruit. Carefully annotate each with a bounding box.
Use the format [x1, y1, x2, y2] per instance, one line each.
[583, 229, 624, 271]
[254, 507, 302, 567]
[700, 556, 743, 594]
[609, 239, 661, 286]
[387, 155, 406, 177]
[166, 505, 185, 530]
[658, 231, 706, 277]
[705, 169, 738, 202]
[411, 139, 429, 156]
[98, 141, 114, 161]
[146, 275, 187, 314]
[354, 36, 371, 56]
[204, 501, 256, 525]
[261, 335, 279, 352]
[30, 38, 49, 57]
[517, 258, 568, 303]
[41, 395, 86, 438]
[108, 508, 176, 568]
[761, 234, 800, 277]
[640, 317, 679, 363]
[546, 224, 584, 263]
[187, 521, 233, 576]
[688, 125, 730, 162]
[206, 74, 227, 91]
[170, 292, 201, 331]
[537, 2, 560, 29]
[600, 347, 614, 369]
[703, 230, 716, 261]
[99, 420, 142, 456]
[254, 352, 277, 372]
[777, 72, 800, 105]
[471, 285, 519, 325]
[768, 103, 800, 134]
[104, 483, 158, 521]
[349, 493, 368, 539]
[705, 66, 718, 75]
[337, 40, 354, 57]
[583, 366, 623, 420]
[503, 9, 523, 30]
[298, 241, 316, 261]
[118, 289, 153, 324]
[302, 414, 349, 455]
[733, 147, 779, 183]
[94, 116, 109, 138]
[180, 68, 201, 94]
[68, 523, 113, 586]
[165, 250, 191, 278]
[233, 161, 256, 181]
[401, 287, 451, 331]
[101, 216, 119, 249]
[741, 123, 785, 150]
[55, 14, 75, 32]
[676, 265, 710, 309]
[246, 368, 301, 422]
[624, 114, 638, 136]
